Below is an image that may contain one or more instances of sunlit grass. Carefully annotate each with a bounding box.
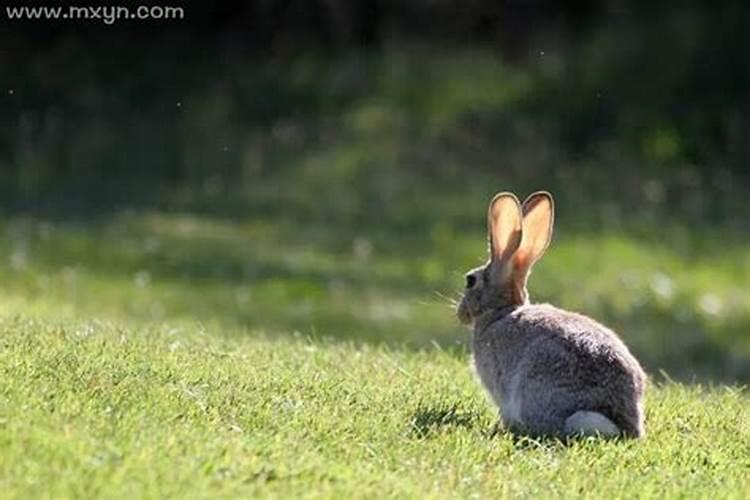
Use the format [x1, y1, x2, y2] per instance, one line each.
[0, 319, 747, 499]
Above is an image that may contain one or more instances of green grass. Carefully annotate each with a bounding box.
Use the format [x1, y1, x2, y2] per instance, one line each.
[1, 50, 749, 498]
[1, 318, 748, 499]
[1, 189, 748, 381]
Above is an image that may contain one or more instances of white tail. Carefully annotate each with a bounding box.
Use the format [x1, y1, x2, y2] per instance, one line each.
[564, 411, 620, 437]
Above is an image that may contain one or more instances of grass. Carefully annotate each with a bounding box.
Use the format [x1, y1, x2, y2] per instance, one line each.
[1, 318, 748, 499]
[1, 187, 748, 381]
[1, 49, 749, 497]
[0, 198, 748, 499]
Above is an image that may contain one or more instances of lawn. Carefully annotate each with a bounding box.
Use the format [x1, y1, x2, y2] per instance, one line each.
[0, 189, 748, 498]
[1, 318, 748, 498]
[1, 51, 749, 498]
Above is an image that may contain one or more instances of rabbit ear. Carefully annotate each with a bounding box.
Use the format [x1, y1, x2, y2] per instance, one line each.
[514, 191, 554, 276]
[487, 192, 523, 268]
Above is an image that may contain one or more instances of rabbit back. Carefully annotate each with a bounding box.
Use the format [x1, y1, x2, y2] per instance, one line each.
[473, 304, 646, 437]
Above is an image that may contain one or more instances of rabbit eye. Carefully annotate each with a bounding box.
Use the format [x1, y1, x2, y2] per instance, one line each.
[466, 274, 477, 289]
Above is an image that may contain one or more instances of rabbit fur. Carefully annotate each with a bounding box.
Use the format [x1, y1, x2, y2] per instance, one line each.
[457, 191, 646, 438]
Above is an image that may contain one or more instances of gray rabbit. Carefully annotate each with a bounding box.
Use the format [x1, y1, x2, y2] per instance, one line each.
[457, 191, 646, 438]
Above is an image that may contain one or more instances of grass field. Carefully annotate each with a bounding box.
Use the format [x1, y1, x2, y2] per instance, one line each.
[1, 318, 748, 498]
[0, 192, 748, 498]
[1, 52, 749, 498]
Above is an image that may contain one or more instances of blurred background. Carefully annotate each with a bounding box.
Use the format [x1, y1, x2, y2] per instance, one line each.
[0, 1, 748, 382]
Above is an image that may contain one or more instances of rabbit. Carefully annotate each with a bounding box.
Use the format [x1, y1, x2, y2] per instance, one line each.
[457, 191, 646, 438]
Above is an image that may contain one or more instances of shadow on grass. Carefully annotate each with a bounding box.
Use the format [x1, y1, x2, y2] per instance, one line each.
[408, 401, 485, 438]
[503, 432, 636, 449]
[408, 402, 648, 448]
[407, 402, 634, 446]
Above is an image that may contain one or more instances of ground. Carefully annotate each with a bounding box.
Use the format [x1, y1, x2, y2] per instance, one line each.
[1, 318, 748, 498]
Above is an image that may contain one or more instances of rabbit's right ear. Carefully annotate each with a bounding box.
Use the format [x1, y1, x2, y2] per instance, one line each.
[487, 192, 523, 270]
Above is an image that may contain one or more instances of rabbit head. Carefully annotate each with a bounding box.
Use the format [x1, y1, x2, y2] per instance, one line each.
[457, 191, 554, 324]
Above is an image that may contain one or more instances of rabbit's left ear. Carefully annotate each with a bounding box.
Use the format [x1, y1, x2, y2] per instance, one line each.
[514, 191, 554, 276]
